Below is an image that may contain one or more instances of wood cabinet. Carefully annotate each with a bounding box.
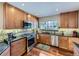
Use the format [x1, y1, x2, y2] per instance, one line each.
[11, 38, 26, 56]
[38, 34, 51, 45]
[14, 8, 27, 28]
[28, 15, 38, 29]
[60, 11, 78, 28]
[68, 11, 78, 28]
[59, 37, 73, 51]
[59, 37, 69, 49]
[60, 13, 68, 28]
[3, 3, 38, 29]
[68, 38, 74, 51]
[1, 47, 10, 56]
[3, 3, 28, 29]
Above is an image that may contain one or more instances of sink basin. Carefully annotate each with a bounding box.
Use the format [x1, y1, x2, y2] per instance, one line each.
[42, 32, 50, 34]
[0, 43, 8, 54]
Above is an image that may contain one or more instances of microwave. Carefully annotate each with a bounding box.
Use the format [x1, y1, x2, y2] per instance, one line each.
[23, 21, 32, 29]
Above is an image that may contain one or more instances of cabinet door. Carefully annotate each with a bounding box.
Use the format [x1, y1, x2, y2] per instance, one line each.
[60, 11, 78, 28]
[39, 34, 45, 44]
[4, 3, 29, 29]
[11, 38, 26, 56]
[15, 9, 23, 29]
[68, 38, 74, 51]
[59, 37, 69, 50]
[28, 15, 38, 29]
[60, 13, 68, 28]
[4, 4, 16, 29]
[39, 34, 51, 45]
[68, 11, 78, 28]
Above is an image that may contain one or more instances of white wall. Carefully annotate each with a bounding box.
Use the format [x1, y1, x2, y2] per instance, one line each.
[0, 3, 3, 29]
[38, 15, 60, 27]
[78, 11, 79, 28]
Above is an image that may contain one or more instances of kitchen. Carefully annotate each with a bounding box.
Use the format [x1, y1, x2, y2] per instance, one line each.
[0, 2, 79, 56]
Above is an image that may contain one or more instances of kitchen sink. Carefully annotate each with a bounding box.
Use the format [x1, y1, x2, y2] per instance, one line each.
[42, 32, 50, 34]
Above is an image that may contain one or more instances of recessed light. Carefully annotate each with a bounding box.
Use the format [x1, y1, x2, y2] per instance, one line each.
[21, 3, 24, 6]
[11, 7, 14, 12]
[56, 8, 59, 11]
[28, 14, 31, 18]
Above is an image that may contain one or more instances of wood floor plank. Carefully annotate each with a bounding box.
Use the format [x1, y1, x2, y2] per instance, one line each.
[23, 43, 73, 56]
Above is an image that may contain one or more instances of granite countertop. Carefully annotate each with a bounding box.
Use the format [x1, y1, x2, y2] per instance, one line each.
[0, 32, 34, 55]
[38, 32, 79, 38]
[11, 32, 36, 42]
[74, 42, 79, 48]
[11, 35, 27, 42]
[0, 42, 9, 55]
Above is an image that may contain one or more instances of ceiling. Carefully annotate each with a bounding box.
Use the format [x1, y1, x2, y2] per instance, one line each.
[8, 2, 79, 17]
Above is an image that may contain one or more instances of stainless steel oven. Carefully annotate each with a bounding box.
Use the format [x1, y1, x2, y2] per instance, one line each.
[28, 37, 35, 47]
[27, 33, 35, 52]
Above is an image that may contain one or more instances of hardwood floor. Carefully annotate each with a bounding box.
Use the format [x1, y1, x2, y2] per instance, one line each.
[23, 43, 73, 56]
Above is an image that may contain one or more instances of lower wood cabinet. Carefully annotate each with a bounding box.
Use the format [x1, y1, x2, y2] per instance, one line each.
[59, 37, 73, 51]
[11, 38, 26, 56]
[38, 34, 51, 45]
[68, 38, 74, 51]
[59, 37, 69, 49]
[1, 47, 10, 56]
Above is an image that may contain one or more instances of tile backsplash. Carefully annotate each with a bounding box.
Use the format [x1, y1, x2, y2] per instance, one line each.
[59, 28, 79, 36]
[59, 28, 79, 32]
[0, 29, 25, 42]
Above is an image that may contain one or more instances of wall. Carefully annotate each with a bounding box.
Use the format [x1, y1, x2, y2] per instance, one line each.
[0, 3, 3, 29]
[78, 11, 79, 28]
[38, 15, 60, 28]
[0, 29, 25, 42]
[39, 15, 60, 22]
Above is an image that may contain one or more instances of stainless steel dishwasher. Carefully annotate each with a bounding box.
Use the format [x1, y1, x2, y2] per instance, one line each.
[51, 35, 59, 47]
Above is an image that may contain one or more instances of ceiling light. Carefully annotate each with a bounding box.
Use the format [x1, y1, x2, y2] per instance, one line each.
[11, 7, 14, 12]
[28, 14, 31, 18]
[21, 3, 24, 6]
[56, 8, 59, 11]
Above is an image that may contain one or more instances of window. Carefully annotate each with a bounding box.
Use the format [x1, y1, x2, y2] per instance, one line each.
[39, 20, 59, 30]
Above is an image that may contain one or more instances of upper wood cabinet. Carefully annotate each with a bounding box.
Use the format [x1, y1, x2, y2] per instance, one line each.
[3, 3, 31, 29]
[68, 11, 78, 28]
[14, 8, 27, 28]
[60, 11, 78, 28]
[60, 13, 69, 28]
[3, 3, 38, 29]
[4, 3, 16, 29]
[27, 15, 38, 29]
